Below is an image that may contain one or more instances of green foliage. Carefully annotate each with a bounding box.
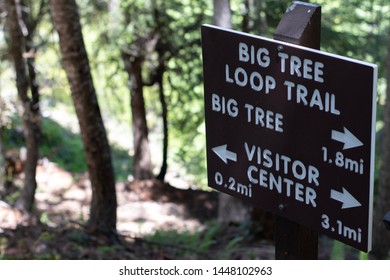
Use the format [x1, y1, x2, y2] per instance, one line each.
[90, 0, 212, 182]
[0, 237, 7, 259]
[330, 239, 366, 260]
[145, 228, 211, 256]
[330, 240, 345, 260]
[111, 143, 133, 181]
[143, 223, 246, 259]
[230, 0, 291, 36]
[144, 224, 221, 258]
[97, 245, 123, 254]
[314, 0, 389, 72]
[40, 118, 131, 179]
[2, 125, 24, 149]
[39, 212, 50, 224]
[68, 229, 90, 246]
[2, 112, 131, 179]
[219, 236, 245, 259]
[40, 118, 87, 173]
[39, 231, 55, 242]
[3, 185, 21, 205]
[359, 251, 369, 260]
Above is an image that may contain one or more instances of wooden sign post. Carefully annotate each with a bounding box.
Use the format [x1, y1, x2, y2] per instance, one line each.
[201, 1, 377, 258]
[273, 1, 321, 260]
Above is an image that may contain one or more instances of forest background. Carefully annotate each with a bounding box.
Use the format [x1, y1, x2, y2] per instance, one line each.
[0, 0, 389, 260]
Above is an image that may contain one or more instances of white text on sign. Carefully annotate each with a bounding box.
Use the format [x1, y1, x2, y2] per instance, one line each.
[223, 42, 341, 116]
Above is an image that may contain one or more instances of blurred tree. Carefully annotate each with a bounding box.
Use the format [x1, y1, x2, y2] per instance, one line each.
[119, 0, 155, 180]
[214, 0, 231, 28]
[0, 0, 4, 190]
[153, 0, 207, 182]
[5, 0, 43, 212]
[154, 49, 168, 181]
[49, 0, 117, 232]
[241, 0, 268, 34]
[122, 46, 154, 180]
[151, 4, 169, 182]
[117, 0, 207, 181]
[371, 25, 390, 260]
[0, 104, 4, 190]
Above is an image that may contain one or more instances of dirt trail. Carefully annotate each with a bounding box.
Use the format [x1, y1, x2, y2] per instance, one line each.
[1, 160, 217, 237]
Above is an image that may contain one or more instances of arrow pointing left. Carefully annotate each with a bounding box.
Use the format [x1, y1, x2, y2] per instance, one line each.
[212, 144, 237, 164]
[330, 187, 362, 209]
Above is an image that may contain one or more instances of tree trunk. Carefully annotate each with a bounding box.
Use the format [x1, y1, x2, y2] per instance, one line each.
[6, 0, 40, 212]
[156, 60, 168, 182]
[253, 0, 268, 35]
[0, 61, 5, 188]
[370, 26, 390, 259]
[213, 0, 250, 224]
[213, 0, 232, 29]
[0, 0, 4, 39]
[242, 0, 268, 35]
[152, 6, 169, 182]
[50, 0, 117, 232]
[242, 0, 250, 33]
[0, 123, 4, 190]
[122, 52, 153, 180]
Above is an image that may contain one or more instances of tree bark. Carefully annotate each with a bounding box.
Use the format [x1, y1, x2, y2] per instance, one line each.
[6, 0, 40, 212]
[49, 0, 117, 232]
[213, 0, 250, 224]
[370, 26, 390, 259]
[122, 52, 153, 180]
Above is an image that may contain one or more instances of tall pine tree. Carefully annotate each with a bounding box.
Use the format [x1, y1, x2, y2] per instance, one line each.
[50, 0, 117, 232]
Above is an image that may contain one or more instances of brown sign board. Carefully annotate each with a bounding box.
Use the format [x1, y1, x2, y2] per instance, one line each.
[201, 24, 377, 252]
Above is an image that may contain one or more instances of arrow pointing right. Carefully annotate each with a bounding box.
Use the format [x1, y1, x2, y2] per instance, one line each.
[330, 187, 362, 209]
[212, 144, 237, 165]
[331, 127, 363, 150]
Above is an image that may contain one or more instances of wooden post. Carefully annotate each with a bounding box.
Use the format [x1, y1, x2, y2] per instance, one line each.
[274, 1, 321, 48]
[273, 1, 321, 260]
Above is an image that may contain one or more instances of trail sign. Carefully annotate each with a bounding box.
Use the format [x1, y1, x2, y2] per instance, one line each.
[201, 24, 377, 252]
